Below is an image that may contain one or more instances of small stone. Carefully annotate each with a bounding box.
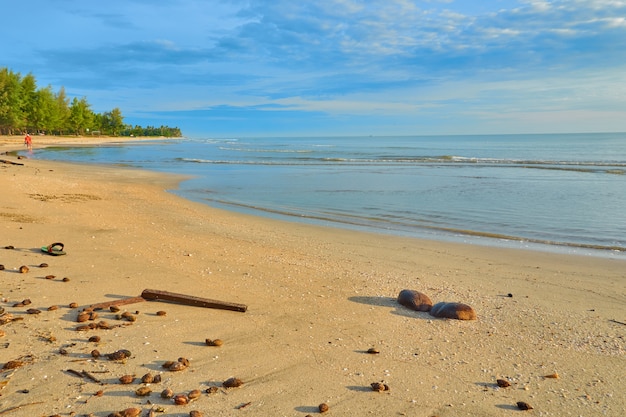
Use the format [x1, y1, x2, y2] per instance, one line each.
[19, 265, 29, 273]
[69, 302, 79, 308]
[516, 401, 533, 410]
[161, 388, 174, 399]
[544, 373, 559, 379]
[135, 386, 152, 396]
[496, 379, 511, 388]
[205, 338, 223, 346]
[429, 302, 477, 320]
[397, 289, 433, 311]
[88, 335, 101, 343]
[188, 389, 202, 400]
[223, 377, 243, 388]
[190, 411, 203, 417]
[119, 375, 135, 384]
[45, 275, 56, 280]
[26, 308, 41, 315]
[318, 403, 329, 413]
[173, 394, 189, 405]
[62, 277, 70, 282]
[39, 263, 49, 268]
[156, 310, 167, 316]
[141, 373, 154, 383]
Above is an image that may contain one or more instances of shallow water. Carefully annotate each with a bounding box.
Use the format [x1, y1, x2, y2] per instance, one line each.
[35, 132, 626, 258]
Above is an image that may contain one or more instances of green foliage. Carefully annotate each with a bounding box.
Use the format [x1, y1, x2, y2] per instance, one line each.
[0, 67, 182, 137]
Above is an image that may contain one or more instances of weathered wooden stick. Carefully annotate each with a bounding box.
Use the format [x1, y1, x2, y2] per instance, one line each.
[0, 159, 24, 166]
[141, 289, 247, 312]
[89, 296, 146, 310]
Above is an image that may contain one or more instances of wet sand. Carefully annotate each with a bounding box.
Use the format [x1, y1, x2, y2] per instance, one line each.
[1, 135, 625, 416]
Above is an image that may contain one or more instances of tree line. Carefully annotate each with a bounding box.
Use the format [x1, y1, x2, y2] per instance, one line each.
[0, 67, 182, 137]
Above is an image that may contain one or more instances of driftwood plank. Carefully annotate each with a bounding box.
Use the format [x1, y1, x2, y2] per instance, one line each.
[89, 296, 146, 310]
[141, 289, 247, 312]
[0, 159, 24, 166]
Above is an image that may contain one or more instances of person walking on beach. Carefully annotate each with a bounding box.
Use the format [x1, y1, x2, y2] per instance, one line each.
[24, 133, 32, 151]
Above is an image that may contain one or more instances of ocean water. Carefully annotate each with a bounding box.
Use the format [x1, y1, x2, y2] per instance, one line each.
[33, 133, 626, 258]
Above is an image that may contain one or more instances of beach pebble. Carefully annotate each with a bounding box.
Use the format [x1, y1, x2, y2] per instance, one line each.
[516, 401, 533, 410]
[318, 403, 329, 413]
[397, 289, 433, 311]
[205, 338, 223, 346]
[0, 265, 4, 270]
[223, 377, 243, 388]
[161, 388, 174, 399]
[135, 386, 151, 396]
[190, 411, 203, 417]
[174, 394, 189, 405]
[429, 302, 477, 320]
[496, 379, 511, 387]
[119, 375, 135, 384]
[19, 265, 29, 273]
[39, 263, 48, 268]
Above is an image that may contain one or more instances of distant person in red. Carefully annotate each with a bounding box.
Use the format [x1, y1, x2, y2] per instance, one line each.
[24, 133, 32, 151]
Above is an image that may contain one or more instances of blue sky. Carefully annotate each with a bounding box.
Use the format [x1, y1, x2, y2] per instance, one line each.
[2, 0, 626, 137]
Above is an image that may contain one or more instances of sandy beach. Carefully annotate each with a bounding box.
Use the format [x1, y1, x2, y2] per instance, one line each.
[1, 136, 625, 416]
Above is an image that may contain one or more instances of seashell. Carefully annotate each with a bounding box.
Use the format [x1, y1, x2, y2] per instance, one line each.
[69, 302, 79, 308]
[91, 349, 101, 358]
[173, 394, 189, 405]
[397, 289, 433, 311]
[205, 338, 223, 347]
[120, 408, 142, 417]
[161, 388, 174, 399]
[135, 386, 151, 396]
[19, 265, 29, 273]
[47, 305, 59, 311]
[39, 263, 49, 268]
[190, 411, 204, 417]
[119, 375, 135, 384]
[156, 310, 166, 316]
[89, 335, 101, 343]
[223, 377, 243, 388]
[188, 389, 201, 400]
[318, 403, 329, 413]
[141, 373, 154, 383]
[26, 308, 41, 314]
[168, 361, 187, 372]
[45, 275, 55, 280]
[366, 347, 380, 354]
[496, 379, 511, 388]
[206, 386, 219, 394]
[516, 401, 533, 410]
[429, 302, 477, 320]
[109, 305, 120, 313]
[544, 373, 559, 379]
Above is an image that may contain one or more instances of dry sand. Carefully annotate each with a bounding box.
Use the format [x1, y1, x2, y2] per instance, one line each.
[1, 135, 625, 416]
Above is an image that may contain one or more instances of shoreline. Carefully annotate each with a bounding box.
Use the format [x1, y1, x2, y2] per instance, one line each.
[5, 134, 624, 259]
[1, 136, 625, 416]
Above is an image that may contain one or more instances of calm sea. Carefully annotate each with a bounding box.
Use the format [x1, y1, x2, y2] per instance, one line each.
[33, 133, 626, 258]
